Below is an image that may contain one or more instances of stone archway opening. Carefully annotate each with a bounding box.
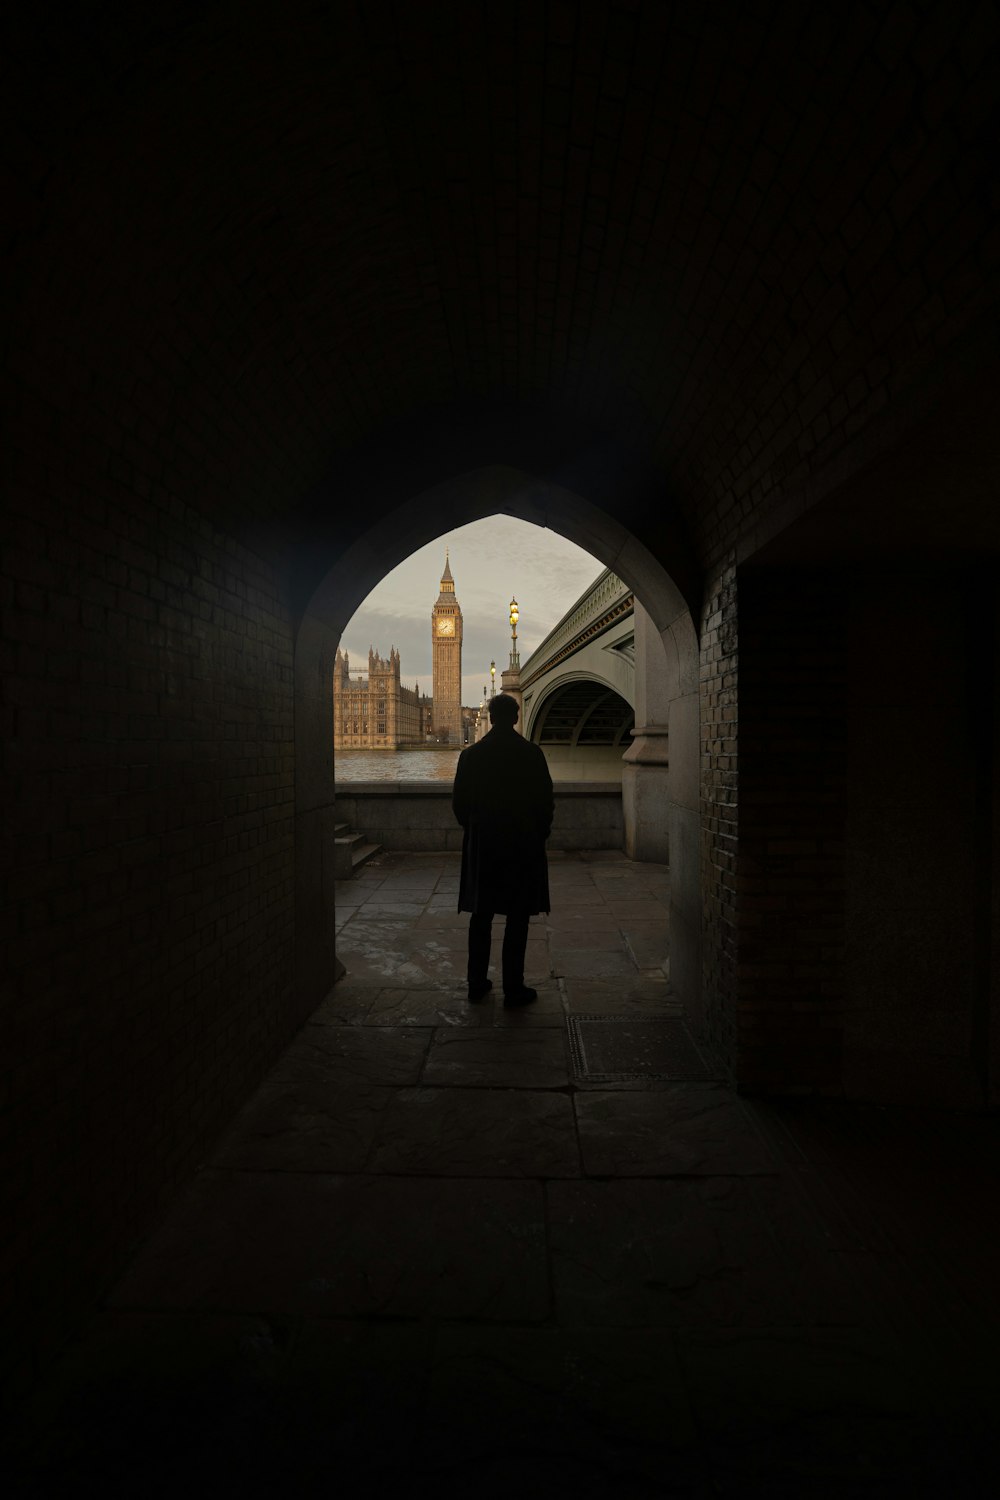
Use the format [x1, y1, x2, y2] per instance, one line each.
[294, 464, 703, 1032]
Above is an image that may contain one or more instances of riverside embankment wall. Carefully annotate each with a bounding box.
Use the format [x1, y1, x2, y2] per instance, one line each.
[334, 782, 624, 852]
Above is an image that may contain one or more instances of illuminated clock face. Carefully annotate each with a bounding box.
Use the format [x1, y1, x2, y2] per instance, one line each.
[436, 618, 455, 636]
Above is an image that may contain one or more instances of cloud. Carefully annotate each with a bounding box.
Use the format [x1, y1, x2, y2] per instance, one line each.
[339, 516, 604, 704]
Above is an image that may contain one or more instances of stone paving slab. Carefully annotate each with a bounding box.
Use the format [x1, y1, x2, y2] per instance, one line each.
[370, 1087, 581, 1177]
[589, 883, 669, 904]
[490, 984, 567, 1027]
[338, 920, 554, 989]
[740, 1101, 905, 1258]
[604, 900, 669, 922]
[12, 1310, 316, 1493]
[422, 1026, 571, 1087]
[308, 981, 376, 1024]
[552, 945, 637, 978]
[209, 1082, 389, 1174]
[420, 1325, 703, 1494]
[110, 1171, 549, 1322]
[377, 924, 470, 952]
[374, 930, 473, 974]
[209, 1028, 433, 1173]
[336, 915, 413, 940]
[332, 887, 367, 911]
[548, 885, 615, 905]
[361, 986, 494, 1027]
[412, 907, 472, 928]
[622, 931, 671, 969]
[336, 930, 464, 986]
[409, 1450, 695, 1499]
[674, 1325, 985, 1497]
[739, 1174, 877, 1327]
[550, 925, 630, 951]
[522, 960, 556, 987]
[279, 1318, 431, 1466]
[295, 1023, 432, 1083]
[348, 900, 431, 920]
[748, 1099, 1000, 1312]
[562, 975, 678, 1014]
[20, 1312, 439, 1492]
[575, 1088, 779, 1177]
[546, 911, 626, 933]
[547, 1178, 854, 1329]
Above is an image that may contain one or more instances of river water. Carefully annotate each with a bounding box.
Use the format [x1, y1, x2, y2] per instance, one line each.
[335, 748, 463, 783]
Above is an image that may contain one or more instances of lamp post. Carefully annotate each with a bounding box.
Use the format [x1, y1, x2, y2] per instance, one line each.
[500, 596, 523, 732]
[489, 660, 496, 698]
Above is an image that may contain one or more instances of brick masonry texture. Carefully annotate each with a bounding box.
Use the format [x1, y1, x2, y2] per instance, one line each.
[699, 561, 738, 1072]
[735, 572, 847, 1093]
[2, 401, 298, 1380]
[4, 4, 998, 575]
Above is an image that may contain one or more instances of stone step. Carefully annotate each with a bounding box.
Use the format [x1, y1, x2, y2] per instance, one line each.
[334, 829, 381, 879]
[351, 841, 381, 872]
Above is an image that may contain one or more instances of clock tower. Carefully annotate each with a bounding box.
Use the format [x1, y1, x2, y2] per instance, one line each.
[431, 550, 463, 743]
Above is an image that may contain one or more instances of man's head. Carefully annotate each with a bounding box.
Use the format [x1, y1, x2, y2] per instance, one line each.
[488, 693, 519, 728]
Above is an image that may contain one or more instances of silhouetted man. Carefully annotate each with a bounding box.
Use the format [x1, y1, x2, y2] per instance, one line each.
[452, 693, 554, 1007]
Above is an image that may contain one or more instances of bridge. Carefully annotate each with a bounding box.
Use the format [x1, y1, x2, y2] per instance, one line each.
[475, 565, 669, 863]
[519, 568, 635, 782]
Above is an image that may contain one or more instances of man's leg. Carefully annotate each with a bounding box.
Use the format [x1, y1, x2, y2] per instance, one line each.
[501, 912, 531, 998]
[467, 911, 494, 999]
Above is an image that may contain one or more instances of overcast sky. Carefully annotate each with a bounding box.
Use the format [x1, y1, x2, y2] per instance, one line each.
[339, 515, 605, 706]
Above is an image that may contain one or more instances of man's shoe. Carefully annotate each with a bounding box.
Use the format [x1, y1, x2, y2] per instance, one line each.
[468, 980, 493, 1002]
[503, 987, 537, 1008]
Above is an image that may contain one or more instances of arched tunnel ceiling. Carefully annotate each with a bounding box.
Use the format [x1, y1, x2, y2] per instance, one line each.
[532, 682, 634, 748]
[6, 3, 999, 567]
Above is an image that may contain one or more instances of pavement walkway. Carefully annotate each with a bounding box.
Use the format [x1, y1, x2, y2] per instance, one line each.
[14, 852, 1000, 1496]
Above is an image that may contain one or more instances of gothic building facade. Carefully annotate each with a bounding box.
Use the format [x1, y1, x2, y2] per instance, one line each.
[333, 646, 427, 750]
[430, 552, 463, 743]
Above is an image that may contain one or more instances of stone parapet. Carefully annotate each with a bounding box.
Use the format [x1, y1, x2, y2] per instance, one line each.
[334, 782, 624, 853]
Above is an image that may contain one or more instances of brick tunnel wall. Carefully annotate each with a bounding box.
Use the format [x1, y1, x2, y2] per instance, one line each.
[700, 562, 739, 1071]
[841, 571, 986, 1107]
[712, 564, 992, 1106]
[735, 571, 848, 1094]
[3, 399, 302, 1383]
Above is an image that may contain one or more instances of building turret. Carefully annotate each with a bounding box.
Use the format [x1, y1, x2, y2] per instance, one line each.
[333, 640, 423, 751]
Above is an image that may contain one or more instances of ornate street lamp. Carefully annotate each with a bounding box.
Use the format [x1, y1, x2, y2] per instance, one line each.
[489, 660, 496, 697]
[509, 598, 519, 668]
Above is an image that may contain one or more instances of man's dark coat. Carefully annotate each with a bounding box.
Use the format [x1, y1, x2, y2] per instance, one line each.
[452, 727, 554, 915]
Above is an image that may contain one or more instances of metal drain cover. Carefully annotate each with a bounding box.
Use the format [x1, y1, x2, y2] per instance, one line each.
[568, 1016, 717, 1083]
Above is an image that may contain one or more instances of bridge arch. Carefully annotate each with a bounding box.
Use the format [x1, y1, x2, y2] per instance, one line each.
[519, 565, 636, 763]
[526, 676, 635, 784]
[525, 673, 635, 745]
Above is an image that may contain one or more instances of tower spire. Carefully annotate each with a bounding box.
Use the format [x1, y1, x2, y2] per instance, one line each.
[432, 546, 462, 743]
